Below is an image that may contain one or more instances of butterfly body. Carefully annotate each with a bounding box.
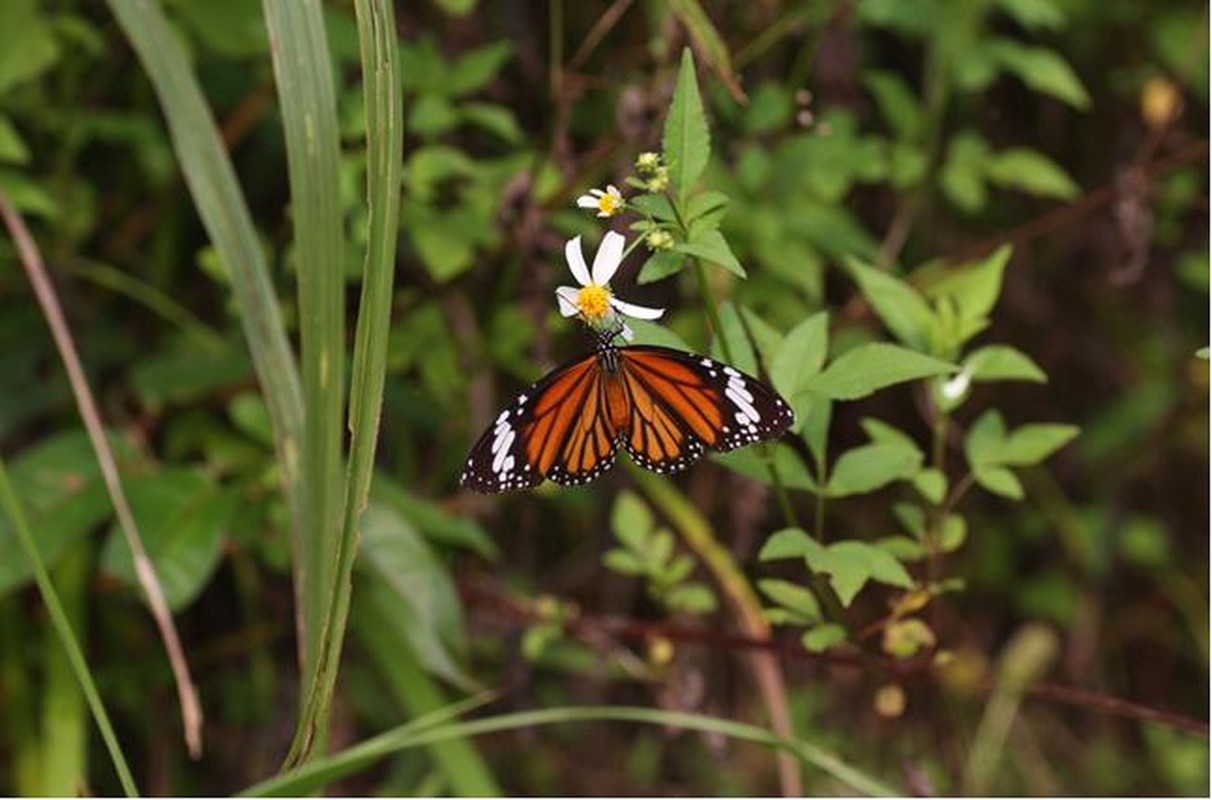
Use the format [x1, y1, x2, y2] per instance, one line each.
[460, 333, 793, 493]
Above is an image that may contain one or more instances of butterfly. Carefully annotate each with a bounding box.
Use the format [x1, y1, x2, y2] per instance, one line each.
[460, 329, 794, 492]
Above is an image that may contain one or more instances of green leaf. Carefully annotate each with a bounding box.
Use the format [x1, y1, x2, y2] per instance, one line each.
[940, 514, 967, 552]
[771, 312, 829, 401]
[804, 344, 957, 400]
[0, 115, 30, 164]
[984, 147, 1079, 200]
[913, 469, 947, 505]
[798, 393, 832, 470]
[964, 409, 1008, 468]
[626, 319, 693, 350]
[445, 41, 511, 96]
[603, 549, 645, 576]
[940, 131, 990, 212]
[713, 443, 817, 491]
[612, 491, 654, 552]
[676, 229, 746, 278]
[999, 424, 1079, 466]
[757, 579, 821, 623]
[964, 345, 1046, 383]
[358, 504, 473, 688]
[710, 301, 757, 375]
[0, 0, 59, 95]
[629, 193, 677, 221]
[925, 245, 1011, 325]
[173, 0, 268, 59]
[826, 444, 922, 497]
[665, 582, 717, 614]
[802, 540, 914, 606]
[989, 39, 1090, 109]
[844, 259, 935, 350]
[974, 465, 1024, 499]
[666, 1, 739, 100]
[0, 431, 122, 594]
[759, 527, 820, 561]
[995, 0, 1065, 30]
[372, 479, 497, 560]
[662, 48, 711, 203]
[860, 418, 921, 454]
[802, 624, 848, 653]
[637, 250, 687, 284]
[864, 71, 924, 140]
[100, 469, 233, 611]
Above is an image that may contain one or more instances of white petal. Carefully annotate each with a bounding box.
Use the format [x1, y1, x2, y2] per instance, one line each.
[591, 230, 626, 284]
[576, 194, 599, 209]
[564, 236, 592, 286]
[555, 286, 580, 316]
[606, 184, 621, 197]
[610, 296, 664, 320]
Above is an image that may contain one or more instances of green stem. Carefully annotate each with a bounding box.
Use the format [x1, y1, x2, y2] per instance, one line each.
[0, 460, 139, 797]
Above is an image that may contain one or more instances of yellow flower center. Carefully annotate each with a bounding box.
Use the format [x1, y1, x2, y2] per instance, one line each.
[597, 192, 621, 216]
[576, 284, 612, 321]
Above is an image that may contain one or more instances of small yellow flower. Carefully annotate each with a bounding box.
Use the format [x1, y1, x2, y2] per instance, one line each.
[646, 229, 674, 251]
[575, 184, 624, 218]
[555, 232, 665, 331]
[645, 167, 670, 193]
[635, 151, 661, 174]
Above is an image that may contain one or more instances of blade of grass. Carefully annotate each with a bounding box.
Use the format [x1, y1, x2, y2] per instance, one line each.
[356, 589, 499, 795]
[40, 544, 90, 795]
[242, 705, 898, 797]
[105, 0, 304, 486]
[290, 0, 404, 768]
[0, 458, 139, 797]
[0, 190, 203, 759]
[104, 0, 305, 598]
[259, 0, 347, 766]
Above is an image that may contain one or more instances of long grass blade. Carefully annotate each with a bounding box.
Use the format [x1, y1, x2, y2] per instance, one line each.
[103, 0, 304, 527]
[259, 0, 347, 765]
[290, 0, 405, 767]
[0, 458, 139, 797]
[0, 191, 203, 758]
[242, 705, 898, 797]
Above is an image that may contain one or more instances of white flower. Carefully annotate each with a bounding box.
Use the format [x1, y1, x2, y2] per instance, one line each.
[555, 232, 664, 334]
[575, 184, 624, 218]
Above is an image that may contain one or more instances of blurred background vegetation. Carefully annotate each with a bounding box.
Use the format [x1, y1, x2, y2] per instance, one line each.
[0, 0, 1207, 795]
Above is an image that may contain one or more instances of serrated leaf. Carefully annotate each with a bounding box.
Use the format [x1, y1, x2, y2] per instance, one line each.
[999, 424, 1079, 466]
[771, 312, 829, 400]
[804, 343, 957, 400]
[845, 258, 935, 350]
[974, 464, 1024, 499]
[827, 444, 922, 497]
[802, 624, 848, 652]
[663, 48, 711, 202]
[676, 229, 746, 278]
[984, 147, 1079, 200]
[965, 345, 1046, 383]
[629, 193, 678, 221]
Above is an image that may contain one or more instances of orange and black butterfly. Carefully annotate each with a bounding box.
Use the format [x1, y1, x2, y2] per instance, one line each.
[461, 329, 794, 492]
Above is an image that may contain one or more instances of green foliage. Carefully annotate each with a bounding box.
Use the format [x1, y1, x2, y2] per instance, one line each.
[605, 491, 718, 615]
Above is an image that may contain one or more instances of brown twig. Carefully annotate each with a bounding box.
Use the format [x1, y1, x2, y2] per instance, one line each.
[0, 193, 204, 758]
[460, 578, 1209, 738]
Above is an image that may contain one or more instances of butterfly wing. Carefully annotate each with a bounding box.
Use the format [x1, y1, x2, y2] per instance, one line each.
[616, 345, 794, 473]
[460, 352, 620, 493]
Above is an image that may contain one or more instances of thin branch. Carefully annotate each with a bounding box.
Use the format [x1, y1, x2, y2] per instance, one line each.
[460, 578, 1209, 738]
[0, 192, 204, 758]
